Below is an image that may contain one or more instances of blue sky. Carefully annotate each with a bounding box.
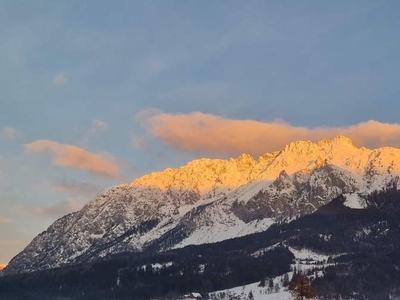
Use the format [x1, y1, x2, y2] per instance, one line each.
[1, 0, 400, 263]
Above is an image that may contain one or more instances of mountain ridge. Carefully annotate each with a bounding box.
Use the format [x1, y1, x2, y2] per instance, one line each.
[130, 135, 400, 191]
[4, 135, 400, 275]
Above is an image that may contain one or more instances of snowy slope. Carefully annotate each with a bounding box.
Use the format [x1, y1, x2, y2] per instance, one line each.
[210, 246, 332, 300]
[211, 280, 291, 300]
[5, 136, 400, 275]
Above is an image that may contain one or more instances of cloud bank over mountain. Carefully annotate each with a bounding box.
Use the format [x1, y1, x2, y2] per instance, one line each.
[139, 111, 400, 157]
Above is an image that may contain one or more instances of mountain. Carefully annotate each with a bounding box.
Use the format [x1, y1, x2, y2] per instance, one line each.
[1, 188, 400, 299]
[4, 135, 400, 275]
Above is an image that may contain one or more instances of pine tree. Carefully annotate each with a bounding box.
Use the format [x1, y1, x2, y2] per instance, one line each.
[283, 273, 290, 287]
[289, 267, 301, 290]
[248, 290, 254, 300]
[268, 278, 274, 293]
[258, 277, 266, 287]
[269, 278, 274, 289]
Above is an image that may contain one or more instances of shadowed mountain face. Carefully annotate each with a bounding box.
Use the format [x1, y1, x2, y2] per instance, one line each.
[5, 136, 400, 275]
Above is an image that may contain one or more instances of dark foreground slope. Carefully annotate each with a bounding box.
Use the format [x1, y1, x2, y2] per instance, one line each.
[1, 188, 400, 300]
[0, 244, 293, 300]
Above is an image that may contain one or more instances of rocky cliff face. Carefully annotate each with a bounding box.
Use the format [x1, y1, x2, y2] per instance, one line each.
[5, 136, 400, 275]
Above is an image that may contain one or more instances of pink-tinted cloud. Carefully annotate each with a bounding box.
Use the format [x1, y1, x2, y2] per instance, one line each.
[16, 198, 84, 219]
[25, 140, 119, 178]
[139, 111, 400, 157]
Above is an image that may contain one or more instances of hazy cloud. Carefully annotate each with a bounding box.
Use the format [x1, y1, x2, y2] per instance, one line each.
[131, 135, 164, 162]
[157, 83, 242, 114]
[80, 119, 109, 148]
[53, 74, 68, 86]
[53, 180, 103, 198]
[135, 107, 163, 124]
[0, 127, 20, 139]
[0, 217, 12, 224]
[139, 56, 168, 80]
[131, 136, 152, 152]
[139, 111, 400, 157]
[25, 140, 119, 178]
[90, 120, 108, 133]
[16, 198, 84, 219]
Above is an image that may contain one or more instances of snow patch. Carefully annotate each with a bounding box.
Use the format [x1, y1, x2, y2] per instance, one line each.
[210, 279, 290, 300]
[174, 218, 274, 248]
[139, 262, 173, 271]
[343, 193, 367, 209]
[288, 246, 329, 263]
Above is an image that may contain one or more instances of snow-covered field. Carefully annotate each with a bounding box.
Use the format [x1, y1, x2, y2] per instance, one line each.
[211, 281, 291, 300]
[210, 246, 333, 300]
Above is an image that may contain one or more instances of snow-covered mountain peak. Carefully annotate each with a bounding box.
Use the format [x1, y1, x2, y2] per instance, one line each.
[318, 135, 355, 147]
[127, 136, 400, 193]
[5, 136, 400, 275]
[236, 152, 255, 162]
[263, 136, 400, 178]
[283, 139, 314, 152]
[130, 154, 261, 193]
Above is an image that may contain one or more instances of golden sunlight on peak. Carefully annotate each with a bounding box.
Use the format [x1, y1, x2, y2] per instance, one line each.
[316, 135, 354, 146]
[0, 264, 7, 271]
[128, 134, 400, 194]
